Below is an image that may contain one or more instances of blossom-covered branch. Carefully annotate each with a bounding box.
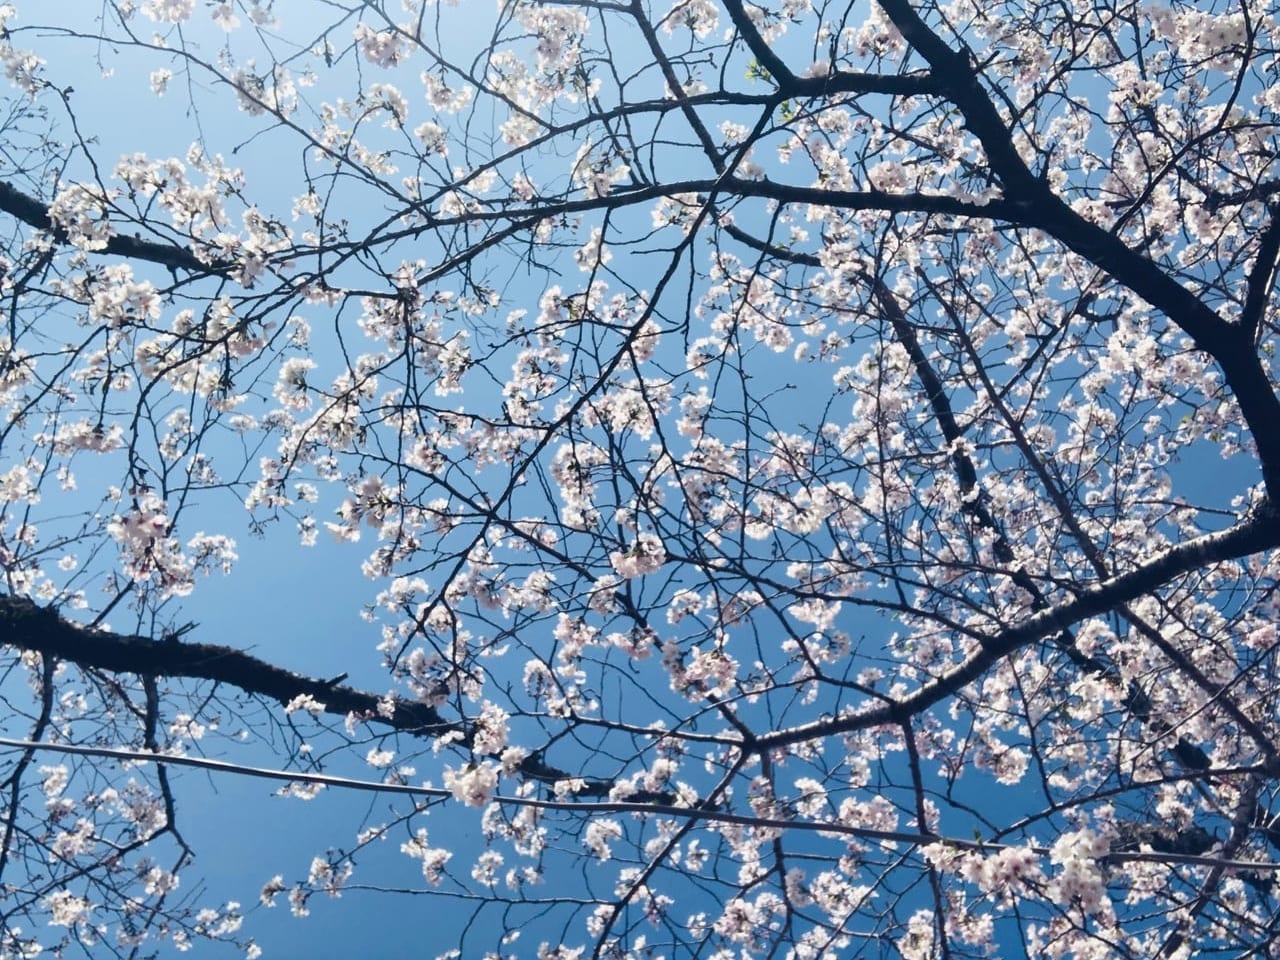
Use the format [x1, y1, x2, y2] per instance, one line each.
[0, 179, 220, 274]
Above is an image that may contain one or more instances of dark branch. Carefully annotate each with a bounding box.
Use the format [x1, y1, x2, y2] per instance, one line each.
[0, 593, 455, 735]
[874, 0, 1280, 501]
[0, 180, 221, 275]
[720, 0, 796, 85]
[0, 594, 672, 801]
[759, 500, 1280, 749]
[1242, 204, 1280, 337]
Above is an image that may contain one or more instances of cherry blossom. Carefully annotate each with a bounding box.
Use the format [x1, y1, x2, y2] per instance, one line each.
[0, 0, 1278, 956]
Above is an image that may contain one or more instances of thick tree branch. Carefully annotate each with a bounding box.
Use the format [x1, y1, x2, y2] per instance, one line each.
[720, 0, 796, 84]
[0, 595, 638, 799]
[759, 501, 1280, 749]
[875, 0, 1280, 496]
[873, 0, 1220, 339]
[0, 180, 219, 275]
[1242, 204, 1280, 338]
[0, 593, 454, 734]
[786, 70, 941, 99]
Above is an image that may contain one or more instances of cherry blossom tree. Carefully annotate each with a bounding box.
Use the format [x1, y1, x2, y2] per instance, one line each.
[1, 0, 1279, 956]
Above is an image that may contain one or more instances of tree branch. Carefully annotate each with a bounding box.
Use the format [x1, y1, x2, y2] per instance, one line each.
[1242, 203, 1280, 338]
[720, 0, 796, 85]
[0, 593, 453, 735]
[759, 501, 1280, 748]
[4, 736, 1277, 873]
[873, 0, 1280, 497]
[0, 594, 643, 798]
[0, 180, 220, 275]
